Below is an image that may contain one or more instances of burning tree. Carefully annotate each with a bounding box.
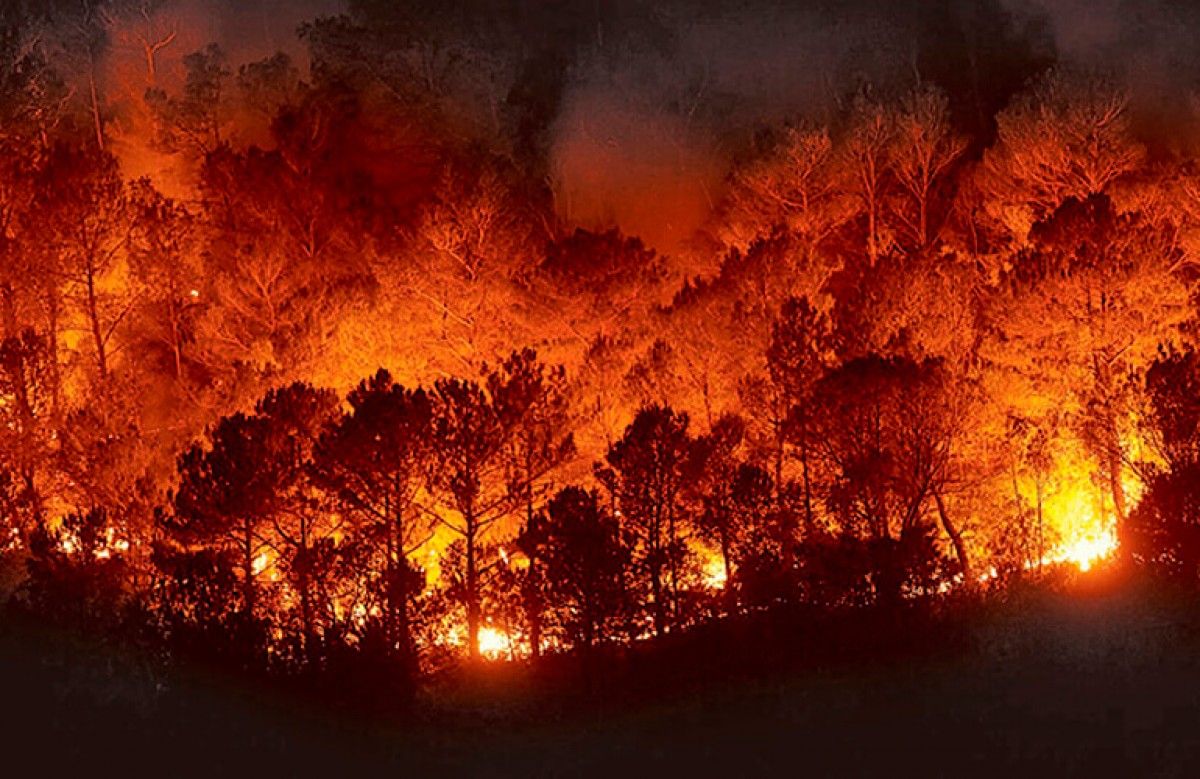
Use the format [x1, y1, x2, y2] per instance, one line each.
[35, 144, 134, 385]
[521, 486, 630, 651]
[430, 350, 573, 660]
[313, 371, 435, 673]
[599, 404, 692, 637]
[810, 355, 964, 603]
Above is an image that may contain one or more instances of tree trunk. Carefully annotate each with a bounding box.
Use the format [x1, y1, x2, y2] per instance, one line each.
[934, 490, 970, 582]
[388, 506, 416, 670]
[299, 565, 314, 664]
[241, 519, 256, 620]
[801, 442, 814, 536]
[465, 513, 480, 660]
[866, 193, 878, 265]
[87, 54, 105, 151]
[917, 187, 929, 247]
[1109, 450, 1127, 525]
[169, 301, 185, 382]
[1035, 477, 1045, 567]
[719, 530, 735, 614]
[650, 513, 665, 638]
[85, 261, 107, 382]
[0, 282, 16, 338]
[667, 503, 679, 627]
[298, 518, 315, 667]
[524, 469, 542, 660]
[774, 418, 785, 510]
[45, 289, 62, 417]
[526, 560, 543, 661]
[529, 602, 542, 660]
[397, 569, 413, 671]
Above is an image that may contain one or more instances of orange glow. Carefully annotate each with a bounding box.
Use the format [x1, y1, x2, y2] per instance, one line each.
[1043, 528, 1118, 573]
[701, 556, 728, 589]
[252, 550, 283, 582]
[476, 627, 511, 660]
[8, 18, 1198, 684]
[440, 623, 514, 661]
[1038, 466, 1139, 572]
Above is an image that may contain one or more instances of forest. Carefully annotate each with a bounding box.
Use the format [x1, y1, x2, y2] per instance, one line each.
[4, 0, 1200, 731]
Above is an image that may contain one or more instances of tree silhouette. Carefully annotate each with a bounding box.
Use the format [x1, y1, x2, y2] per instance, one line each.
[980, 69, 1144, 241]
[166, 408, 279, 630]
[314, 370, 434, 673]
[887, 84, 966, 249]
[0, 329, 55, 538]
[717, 123, 848, 254]
[35, 144, 133, 384]
[253, 382, 340, 668]
[810, 355, 958, 604]
[525, 486, 629, 651]
[768, 295, 835, 533]
[487, 348, 575, 656]
[429, 376, 506, 660]
[989, 195, 1190, 527]
[1125, 347, 1200, 581]
[599, 404, 691, 637]
[23, 507, 128, 632]
[144, 43, 231, 159]
[127, 181, 205, 392]
[686, 413, 749, 610]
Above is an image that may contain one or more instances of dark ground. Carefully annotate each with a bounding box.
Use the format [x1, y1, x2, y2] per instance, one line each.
[6, 570, 1200, 777]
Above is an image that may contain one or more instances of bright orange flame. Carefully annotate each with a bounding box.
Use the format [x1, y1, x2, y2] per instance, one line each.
[441, 623, 513, 660]
[1041, 527, 1118, 572]
[976, 465, 1127, 583]
[1031, 470, 1128, 573]
[702, 556, 728, 589]
[252, 550, 284, 582]
[476, 627, 510, 660]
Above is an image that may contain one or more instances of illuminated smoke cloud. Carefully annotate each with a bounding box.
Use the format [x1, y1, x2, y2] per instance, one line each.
[546, 3, 917, 252]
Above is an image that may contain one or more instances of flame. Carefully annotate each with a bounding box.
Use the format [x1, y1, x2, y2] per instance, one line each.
[702, 556, 728, 589]
[476, 626, 510, 660]
[1040, 482, 1116, 572]
[1043, 466, 1138, 572]
[976, 461, 1131, 583]
[440, 623, 513, 660]
[1026, 470, 1128, 573]
[1043, 528, 1118, 572]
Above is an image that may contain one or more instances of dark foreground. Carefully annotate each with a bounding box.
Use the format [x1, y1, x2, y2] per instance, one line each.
[6, 571, 1200, 778]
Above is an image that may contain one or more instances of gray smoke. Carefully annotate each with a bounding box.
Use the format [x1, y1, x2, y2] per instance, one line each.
[1004, 0, 1200, 152]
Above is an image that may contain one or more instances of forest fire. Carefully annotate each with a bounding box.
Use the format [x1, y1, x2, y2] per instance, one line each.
[442, 623, 513, 661]
[702, 556, 730, 589]
[1041, 482, 1123, 573]
[475, 627, 513, 661]
[7, 3, 1200, 772]
[1052, 530, 1118, 573]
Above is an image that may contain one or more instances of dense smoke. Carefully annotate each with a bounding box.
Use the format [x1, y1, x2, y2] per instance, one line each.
[96, 0, 343, 191]
[66, 0, 1200, 244]
[1005, 0, 1200, 151]
[546, 4, 916, 249]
